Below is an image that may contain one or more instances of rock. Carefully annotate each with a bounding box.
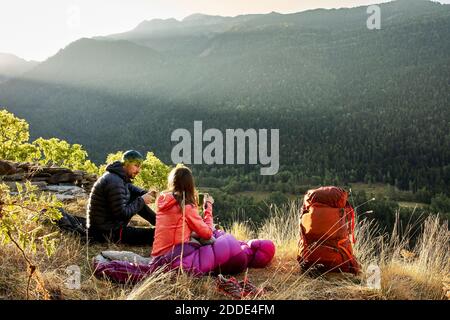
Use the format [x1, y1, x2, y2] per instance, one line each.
[46, 185, 85, 194]
[30, 172, 52, 178]
[31, 181, 49, 191]
[39, 167, 73, 175]
[86, 176, 97, 182]
[0, 160, 17, 175]
[2, 161, 94, 201]
[15, 168, 26, 174]
[28, 165, 42, 172]
[29, 177, 52, 182]
[47, 172, 78, 184]
[4, 181, 48, 192]
[54, 194, 77, 201]
[17, 162, 31, 171]
[46, 185, 86, 201]
[2, 173, 25, 181]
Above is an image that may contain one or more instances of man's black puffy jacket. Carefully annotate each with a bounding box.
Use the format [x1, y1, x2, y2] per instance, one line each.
[87, 161, 149, 233]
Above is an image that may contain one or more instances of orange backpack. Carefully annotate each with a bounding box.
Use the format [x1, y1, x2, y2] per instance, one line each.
[297, 186, 360, 275]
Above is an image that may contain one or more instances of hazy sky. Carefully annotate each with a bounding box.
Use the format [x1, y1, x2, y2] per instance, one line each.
[1, 0, 449, 61]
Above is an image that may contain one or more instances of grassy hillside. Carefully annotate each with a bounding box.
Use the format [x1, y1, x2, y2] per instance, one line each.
[1, 198, 448, 300]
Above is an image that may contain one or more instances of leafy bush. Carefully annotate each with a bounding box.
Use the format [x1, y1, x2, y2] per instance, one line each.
[0, 182, 62, 257]
[0, 182, 63, 299]
[32, 137, 98, 174]
[430, 194, 450, 216]
[0, 109, 39, 162]
[0, 109, 98, 174]
[99, 151, 171, 191]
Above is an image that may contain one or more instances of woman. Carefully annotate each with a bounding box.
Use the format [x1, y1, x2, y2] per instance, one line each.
[93, 165, 275, 286]
[151, 165, 215, 258]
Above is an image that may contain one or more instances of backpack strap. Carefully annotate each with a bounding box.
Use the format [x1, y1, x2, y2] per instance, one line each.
[345, 202, 356, 243]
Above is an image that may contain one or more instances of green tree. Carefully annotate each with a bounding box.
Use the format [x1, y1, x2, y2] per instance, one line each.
[0, 109, 98, 174]
[266, 191, 289, 207]
[135, 152, 172, 191]
[430, 194, 450, 214]
[32, 137, 98, 174]
[0, 109, 39, 161]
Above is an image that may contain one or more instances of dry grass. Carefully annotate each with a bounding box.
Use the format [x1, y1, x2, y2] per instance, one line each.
[257, 201, 301, 261]
[1, 199, 448, 300]
[228, 221, 254, 241]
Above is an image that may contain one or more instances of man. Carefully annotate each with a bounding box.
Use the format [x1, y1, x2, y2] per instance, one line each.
[87, 150, 157, 245]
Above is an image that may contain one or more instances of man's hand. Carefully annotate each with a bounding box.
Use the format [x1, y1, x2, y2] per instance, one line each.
[142, 191, 156, 205]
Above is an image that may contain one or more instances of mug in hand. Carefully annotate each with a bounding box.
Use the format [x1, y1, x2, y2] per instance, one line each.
[143, 190, 157, 204]
[198, 193, 206, 207]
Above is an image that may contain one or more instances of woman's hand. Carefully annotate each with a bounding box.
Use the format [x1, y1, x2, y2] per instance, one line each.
[203, 194, 214, 207]
[191, 231, 216, 244]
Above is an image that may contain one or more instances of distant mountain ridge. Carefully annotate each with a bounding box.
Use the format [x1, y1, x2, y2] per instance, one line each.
[102, 0, 447, 47]
[0, 53, 38, 83]
[0, 0, 449, 194]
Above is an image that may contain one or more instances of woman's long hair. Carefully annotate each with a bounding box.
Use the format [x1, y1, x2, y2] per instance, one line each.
[166, 165, 198, 207]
